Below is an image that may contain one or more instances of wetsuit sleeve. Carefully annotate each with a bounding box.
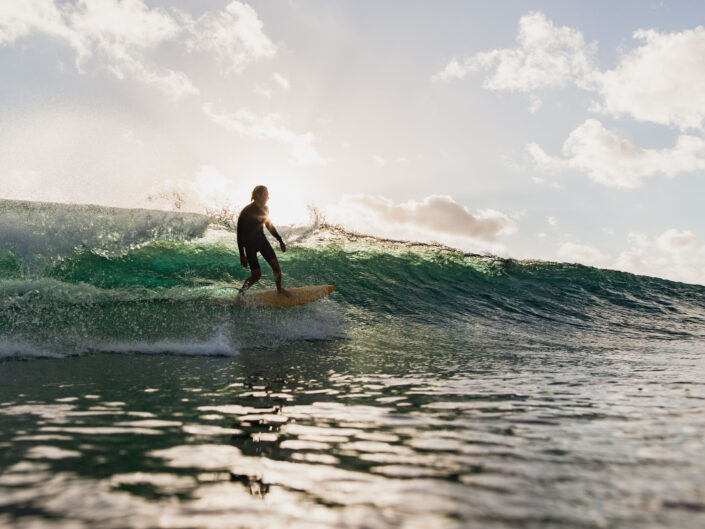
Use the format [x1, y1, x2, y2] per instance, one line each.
[264, 206, 282, 242]
[265, 218, 282, 242]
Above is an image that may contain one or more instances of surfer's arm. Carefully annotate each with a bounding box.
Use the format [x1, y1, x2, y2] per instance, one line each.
[236, 220, 245, 257]
[265, 219, 286, 252]
[264, 219, 282, 241]
[236, 215, 248, 267]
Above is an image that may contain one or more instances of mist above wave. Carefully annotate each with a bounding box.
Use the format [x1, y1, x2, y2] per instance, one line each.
[0, 199, 211, 265]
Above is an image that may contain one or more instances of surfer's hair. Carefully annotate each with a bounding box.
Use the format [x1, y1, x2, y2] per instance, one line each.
[251, 185, 268, 201]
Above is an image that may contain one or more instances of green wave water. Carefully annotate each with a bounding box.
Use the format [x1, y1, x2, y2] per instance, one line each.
[1, 198, 704, 358]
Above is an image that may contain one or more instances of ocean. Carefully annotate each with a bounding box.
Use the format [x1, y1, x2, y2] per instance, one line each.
[1, 198, 704, 528]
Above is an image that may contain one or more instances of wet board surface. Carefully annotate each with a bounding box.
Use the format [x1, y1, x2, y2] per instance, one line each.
[218, 284, 335, 308]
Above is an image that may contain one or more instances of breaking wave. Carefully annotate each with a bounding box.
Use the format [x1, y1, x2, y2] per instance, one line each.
[1, 198, 704, 358]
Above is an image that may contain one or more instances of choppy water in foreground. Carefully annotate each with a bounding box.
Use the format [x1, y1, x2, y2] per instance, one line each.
[1, 199, 705, 528]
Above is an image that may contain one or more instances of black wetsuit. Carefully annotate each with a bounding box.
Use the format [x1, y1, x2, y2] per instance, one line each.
[237, 203, 282, 271]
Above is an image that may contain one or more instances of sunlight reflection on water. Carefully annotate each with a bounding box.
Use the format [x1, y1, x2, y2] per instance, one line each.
[1, 344, 705, 529]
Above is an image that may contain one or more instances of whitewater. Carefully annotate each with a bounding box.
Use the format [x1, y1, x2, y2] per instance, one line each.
[1, 198, 704, 528]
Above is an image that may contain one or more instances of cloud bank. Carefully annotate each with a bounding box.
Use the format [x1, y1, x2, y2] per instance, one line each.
[328, 194, 517, 251]
[183, 1, 275, 75]
[595, 27, 705, 130]
[555, 229, 705, 285]
[614, 229, 705, 285]
[0, 0, 275, 99]
[556, 242, 609, 266]
[203, 104, 328, 166]
[436, 12, 705, 187]
[433, 12, 596, 94]
[526, 119, 705, 188]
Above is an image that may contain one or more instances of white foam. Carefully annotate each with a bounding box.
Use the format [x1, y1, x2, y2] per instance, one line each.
[234, 302, 345, 350]
[0, 298, 344, 360]
[0, 340, 63, 359]
[97, 327, 238, 356]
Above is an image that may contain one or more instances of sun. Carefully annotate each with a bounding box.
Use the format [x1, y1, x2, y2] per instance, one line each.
[265, 181, 310, 226]
[191, 167, 311, 227]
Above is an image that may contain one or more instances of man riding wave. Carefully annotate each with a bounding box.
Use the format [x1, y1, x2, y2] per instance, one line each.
[237, 185, 288, 295]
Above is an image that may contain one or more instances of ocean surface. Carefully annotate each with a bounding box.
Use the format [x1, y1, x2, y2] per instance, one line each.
[1, 198, 705, 528]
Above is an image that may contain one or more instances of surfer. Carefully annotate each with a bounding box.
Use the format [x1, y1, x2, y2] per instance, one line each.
[237, 185, 288, 295]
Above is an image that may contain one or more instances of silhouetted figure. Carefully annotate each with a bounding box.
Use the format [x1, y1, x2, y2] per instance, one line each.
[237, 185, 288, 295]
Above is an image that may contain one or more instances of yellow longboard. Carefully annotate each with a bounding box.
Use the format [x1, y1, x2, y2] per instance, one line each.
[219, 284, 335, 309]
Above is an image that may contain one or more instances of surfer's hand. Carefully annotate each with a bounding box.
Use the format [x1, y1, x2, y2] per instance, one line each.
[279, 240, 286, 252]
[240, 255, 248, 268]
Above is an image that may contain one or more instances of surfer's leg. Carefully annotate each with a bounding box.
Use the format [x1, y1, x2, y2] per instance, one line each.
[260, 239, 286, 294]
[240, 247, 261, 293]
[240, 268, 261, 293]
[267, 258, 287, 295]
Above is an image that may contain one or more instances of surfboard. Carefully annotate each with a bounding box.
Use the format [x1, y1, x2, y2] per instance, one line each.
[219, 284, 335, 309]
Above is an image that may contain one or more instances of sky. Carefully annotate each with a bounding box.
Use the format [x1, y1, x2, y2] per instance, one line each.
[1, 0, 705, 284]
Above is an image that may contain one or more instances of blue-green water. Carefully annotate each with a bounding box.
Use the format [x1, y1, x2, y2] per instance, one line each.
[1, 199, 705, 528]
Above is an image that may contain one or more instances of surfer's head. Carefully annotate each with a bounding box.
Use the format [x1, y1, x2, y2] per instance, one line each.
[251, 185, 269, 206]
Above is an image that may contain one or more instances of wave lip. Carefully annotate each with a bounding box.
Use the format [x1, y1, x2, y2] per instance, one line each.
[0, 198, 212, 270]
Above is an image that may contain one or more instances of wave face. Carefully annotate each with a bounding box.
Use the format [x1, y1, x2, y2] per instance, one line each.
[1, 198, 705, 358]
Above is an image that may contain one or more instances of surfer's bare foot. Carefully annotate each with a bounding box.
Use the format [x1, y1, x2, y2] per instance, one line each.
[278, 288, 291, 297]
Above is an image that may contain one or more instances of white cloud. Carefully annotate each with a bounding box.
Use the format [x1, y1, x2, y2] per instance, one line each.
[433, 12, 596, 92]
[272, 73, 290, 91]
[372, 155, 386, 166]
[627, 231, 650, 250]
[69, 0, 182, 62]
[547, 216, 557, 226]
[254, 85, 272, 98]
[0, 0, 72, 44]
[437, 12, 705, 131]
[184, 1, 276, 74]
[0, 0, 193, 99]
[330, 194, 517, 243]
[527, 119, 705, 188]
[528, 95, 543, 114]
[432, 57, 465, 83]
[0, 1, 275, 99]
[613, 229, 705, 285]
[656, 228, 698, 253]
[116, 60, 198, 100]
[255, 73, 290, 98]
[525, 142, 563, 172]
[557, 242, 609, 265]
[440, 13, 705, 187]
[614, 250, 653, 277]
[594, 27, 705, 130]
[203, 103, 328, 166]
